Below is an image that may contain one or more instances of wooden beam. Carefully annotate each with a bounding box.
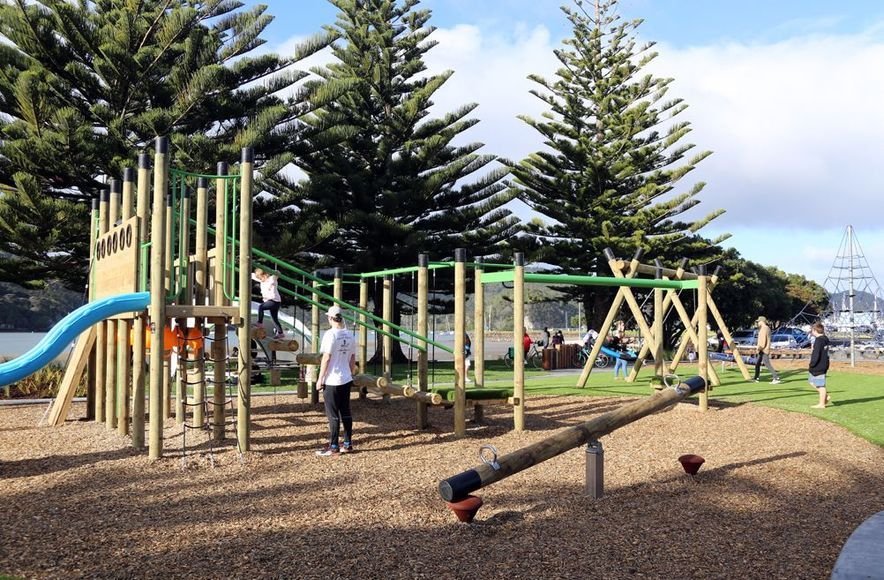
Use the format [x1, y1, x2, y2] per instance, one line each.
[48, 327, 97, 426]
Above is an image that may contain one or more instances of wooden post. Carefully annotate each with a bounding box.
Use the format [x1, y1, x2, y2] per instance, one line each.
[474, 258, 484, 389]
[653, 259, 664, 378]
[86, 197, 99, 421]
[358, 278, 368, 374]
[162, 188, 173, 421]
[382, 275, 393, 402]
[438, 376, 708, 502]
[513, 252, 525, 432]
[454, 249, 466, 437]
[148, 137, 168, 460]
[698, 274, 709, 412]
[237, 147, 254, 452]
[310, 275, 320, 404]
[132, 154, 150, 448]
[193, 177, 208, 429]
[95, 188, 109, 423]
[175, 184, 191, 426]
[416, 253, 428, 429]
[212, 162, 228, 440]
[116, 169, 135, 436]
[333, 267, 343, 301]
[105, 179, 121, 429]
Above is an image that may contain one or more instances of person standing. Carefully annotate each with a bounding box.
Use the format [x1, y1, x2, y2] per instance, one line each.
[610, 332, 629, 380]
[464, 332, 473, 383]
[808, 323, 831, 408]
[582, 327, 599, 350]
[522, 330, 532, 356]
[251, 267, 285, 339]
[753, 316, 781, 384]
[316, 305, 356, 456]
[542, 327, 551, 348]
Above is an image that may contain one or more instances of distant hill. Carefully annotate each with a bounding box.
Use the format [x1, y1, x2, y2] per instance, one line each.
[828, 290, 881, 313]
[0, 282, 85, 331]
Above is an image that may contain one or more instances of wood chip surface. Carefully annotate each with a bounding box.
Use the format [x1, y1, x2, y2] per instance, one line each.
[1, 392, 882, 579]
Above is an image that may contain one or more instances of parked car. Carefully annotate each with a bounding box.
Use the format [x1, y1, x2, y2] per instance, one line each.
[774, 326, 811, 347]
[730, 329, 757, 348]
[770, 333, 799, 349]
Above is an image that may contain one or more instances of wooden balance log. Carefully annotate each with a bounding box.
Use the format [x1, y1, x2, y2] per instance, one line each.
[438, 376, 707, 503]
[266, 338, 299, 352]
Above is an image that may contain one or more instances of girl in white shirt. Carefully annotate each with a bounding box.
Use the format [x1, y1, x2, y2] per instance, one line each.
[251, 268, 284, 339]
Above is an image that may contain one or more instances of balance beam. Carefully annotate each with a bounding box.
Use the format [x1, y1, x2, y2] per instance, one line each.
[438, 376, 706, 502]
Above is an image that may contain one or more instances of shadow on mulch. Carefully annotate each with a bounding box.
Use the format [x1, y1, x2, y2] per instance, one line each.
[1, 447, 140, 479]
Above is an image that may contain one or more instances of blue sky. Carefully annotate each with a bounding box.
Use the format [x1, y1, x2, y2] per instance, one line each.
[247, 1, 884, 289]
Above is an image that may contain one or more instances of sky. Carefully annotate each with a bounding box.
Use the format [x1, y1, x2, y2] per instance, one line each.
[245, 0, 884, 289]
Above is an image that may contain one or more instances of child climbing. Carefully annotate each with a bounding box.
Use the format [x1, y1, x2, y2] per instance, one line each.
[251, 267, 285, 339]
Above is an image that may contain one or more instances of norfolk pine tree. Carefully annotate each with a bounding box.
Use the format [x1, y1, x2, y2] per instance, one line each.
[265, 0, 519, 357]
[511, 0, 728, 331]
[0, 0, 337, 289]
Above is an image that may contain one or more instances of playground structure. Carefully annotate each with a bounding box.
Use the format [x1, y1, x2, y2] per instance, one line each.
[0, 137, 753, 459]
[571, 248, 753, 408]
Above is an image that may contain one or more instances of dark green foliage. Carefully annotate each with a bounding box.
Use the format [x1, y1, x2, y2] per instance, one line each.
[0, 0, 333, 289]
[511, 0, 727, 330]
[265, 0, 519, 272]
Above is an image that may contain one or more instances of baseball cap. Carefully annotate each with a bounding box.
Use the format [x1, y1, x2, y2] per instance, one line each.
[756, 316, 767, 324]
[326, 305, 343, 318]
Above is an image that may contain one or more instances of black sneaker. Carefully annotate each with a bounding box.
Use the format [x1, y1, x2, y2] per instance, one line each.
[315, 445, 340, 457]
[341, 442, 353, 454]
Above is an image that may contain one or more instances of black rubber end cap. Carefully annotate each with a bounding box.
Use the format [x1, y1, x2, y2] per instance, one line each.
[713, 265, 722, 277]
[138, 153, 151, 169]
[603, 248, 615, 261]
[197, 176, 208, 189]
[110, 179, 121, 194]
[418, 253, 428, 268]
[165, 193, 173, 207]
[439, 469, 483, 502]
[100, 188, 109, 202]
[514, 252, 525, 266]
[454, 248, 466, 262]
[241, 147, 254, 164]
[123, 168, 135, 182]
[91, 197, 99, 210]
[684, 375, 707, 395]
[334, 267, 343, 278]
[633, 247, 645, 261]
[217, 161, 228, 176]
[155, 136, 168, 154]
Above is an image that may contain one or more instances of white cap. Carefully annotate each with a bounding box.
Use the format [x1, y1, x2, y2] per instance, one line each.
[326, 305, 343, 318]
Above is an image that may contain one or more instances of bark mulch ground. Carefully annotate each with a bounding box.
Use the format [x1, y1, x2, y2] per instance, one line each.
[1, 393, 882, 579]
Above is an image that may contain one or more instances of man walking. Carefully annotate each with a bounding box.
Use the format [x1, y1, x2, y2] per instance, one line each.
[753, 316, 781, 384]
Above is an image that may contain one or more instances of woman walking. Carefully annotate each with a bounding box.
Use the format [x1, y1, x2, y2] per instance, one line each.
[316, 305, 356, 456]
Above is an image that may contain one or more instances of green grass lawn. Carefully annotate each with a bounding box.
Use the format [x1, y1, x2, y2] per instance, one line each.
[249, 359, 884, 447]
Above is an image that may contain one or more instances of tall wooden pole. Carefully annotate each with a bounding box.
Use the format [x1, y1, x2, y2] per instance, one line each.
[333, 267, 343, 302]
[474, 258, 484, 389]
[416, 253, 429, 429]
[162, 192, 173, 419]
[310, 275, 320, 404]
[513, 252, 525, 432]
[132, 154, 150, 448]
[175, 185, 191, 425]
[95, 188, 109, 423]
[237, 147, 254, 452]
[358, 279, 368, 374]
[453, 249, 466, 437]
[382, 275, 393, 399]
[698, 274, 709, 412]
[212, 163, 228, 440]
[148, 137, 168, 460]
[105, 179, 121, 430]
[86, 197, 98, 421]
[193, 177, 208, 430]
[653, 259, 664, 378]
[116, 169, 134, 436]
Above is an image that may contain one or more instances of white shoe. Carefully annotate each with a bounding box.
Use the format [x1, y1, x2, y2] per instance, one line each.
[770, 379, 782, 384]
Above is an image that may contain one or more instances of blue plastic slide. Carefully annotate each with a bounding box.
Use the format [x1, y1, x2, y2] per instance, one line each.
[0, 292, 150, 387]
[600, 345, 638, 362]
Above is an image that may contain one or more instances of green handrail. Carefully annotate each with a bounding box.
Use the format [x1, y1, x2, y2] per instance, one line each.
[481, 270, 700, 289]
[200, 221, 452, 353]
[359, 263, 453, 278]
